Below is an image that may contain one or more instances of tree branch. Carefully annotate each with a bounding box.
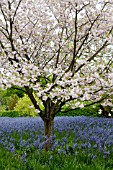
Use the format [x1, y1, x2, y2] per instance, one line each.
[25, 86, 44, 120]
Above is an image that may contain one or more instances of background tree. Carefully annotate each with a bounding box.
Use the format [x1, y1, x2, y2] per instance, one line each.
[0, 0, 113, 150]
[6, 86, 25, 98]
[0, 86, 24, 111]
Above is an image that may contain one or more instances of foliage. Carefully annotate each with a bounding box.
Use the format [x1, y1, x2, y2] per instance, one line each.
[0, 111, 20, 117]
[0, 88, 8, 106]
[0, 87, 24, 111]
[14, 94, 37, 117]
[7, 94, 19, 110]
[0, 107, 101, 118]
[57, 105, 101, 117]
[0, 105, 6, 112]
[1, 147, 113, 170]
[1, 117, 113, 169]
[14, 94, 44, 117]
[0, 147, 24, 170]
[6, 86, 25, 98]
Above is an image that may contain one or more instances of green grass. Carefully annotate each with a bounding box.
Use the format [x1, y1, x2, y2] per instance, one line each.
[1, 147, 113, 170]
[0, 147, 24, 170]
[1, 116, 113, 170]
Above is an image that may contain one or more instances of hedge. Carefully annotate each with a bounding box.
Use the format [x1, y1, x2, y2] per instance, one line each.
[0, 105, 101, 117]
[56, 105, 101, 117]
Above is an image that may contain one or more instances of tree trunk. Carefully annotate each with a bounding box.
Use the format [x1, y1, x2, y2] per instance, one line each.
[44, 117, 54, 151]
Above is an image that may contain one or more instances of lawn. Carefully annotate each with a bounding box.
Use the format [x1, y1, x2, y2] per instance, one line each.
[0, 116, 113, 170]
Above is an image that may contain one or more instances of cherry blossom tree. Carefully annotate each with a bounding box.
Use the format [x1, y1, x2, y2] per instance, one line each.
[0, 0, 113, 150]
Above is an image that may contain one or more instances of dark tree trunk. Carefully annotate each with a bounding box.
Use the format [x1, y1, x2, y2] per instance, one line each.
[25, 88, 56, 151]
[44, 117, 54, 151]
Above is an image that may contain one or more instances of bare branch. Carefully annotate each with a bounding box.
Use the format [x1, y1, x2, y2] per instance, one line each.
[12, 0, 22, 22]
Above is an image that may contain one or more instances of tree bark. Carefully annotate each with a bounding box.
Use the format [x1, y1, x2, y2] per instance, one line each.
[44, 117, 54, 151]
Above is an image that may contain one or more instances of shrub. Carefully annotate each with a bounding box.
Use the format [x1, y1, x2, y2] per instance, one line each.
[14, 94, 44, 117]
[0, 111, 20, 117]
[14, 94, 37, 117]
[57, 105, 101, 117]
[6, 86, 25, 98]
[7, 94, 19, 110]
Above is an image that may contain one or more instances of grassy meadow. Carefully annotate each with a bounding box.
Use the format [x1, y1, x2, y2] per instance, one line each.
[0, 116, 113, 170]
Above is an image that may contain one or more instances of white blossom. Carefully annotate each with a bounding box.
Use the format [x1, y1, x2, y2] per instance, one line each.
[0, 0, 113, 114]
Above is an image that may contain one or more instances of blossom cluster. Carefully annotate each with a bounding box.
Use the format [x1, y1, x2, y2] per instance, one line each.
[0, 0, 113, 113]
